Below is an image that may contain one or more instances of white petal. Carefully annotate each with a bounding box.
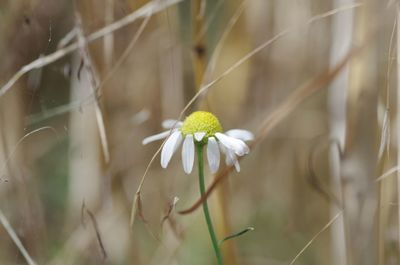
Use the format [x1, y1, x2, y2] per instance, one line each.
[142, 130, 170, 145]
[182, 135, 195, 174]
[224, 149, 235, 166]
[219, 142, 227, 154]
[194, 132, 206, 142]
[207, 137, 220, 173]
[161, 131, 183, 168]
[162, 119, 183, 129]
[219, 143, 240, 172]
[227, 150, 241, 172]
[236, 140, 250, 155]
[233, 160, 241, 172]
[215, 132, 249, 156]
[225, 129, 254, 141]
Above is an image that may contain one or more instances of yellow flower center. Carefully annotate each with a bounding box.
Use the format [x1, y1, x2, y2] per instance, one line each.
[181, 111, 223, 137]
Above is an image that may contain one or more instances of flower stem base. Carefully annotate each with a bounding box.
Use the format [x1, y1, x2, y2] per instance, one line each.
[196, 144, 223, 265]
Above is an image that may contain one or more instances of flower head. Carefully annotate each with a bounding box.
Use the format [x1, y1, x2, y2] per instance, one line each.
[181, 111, 223, 138]
[143, 111, 254, 174]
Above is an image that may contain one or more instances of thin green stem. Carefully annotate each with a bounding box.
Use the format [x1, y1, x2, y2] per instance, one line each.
[196, 144, 223, 265]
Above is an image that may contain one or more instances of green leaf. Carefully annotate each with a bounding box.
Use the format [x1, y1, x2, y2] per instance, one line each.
[219, 227, 255, 245]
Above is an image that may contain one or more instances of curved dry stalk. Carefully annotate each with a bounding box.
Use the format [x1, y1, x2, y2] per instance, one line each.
[130, 139, 166, 227]
[0, 126, 59, 174]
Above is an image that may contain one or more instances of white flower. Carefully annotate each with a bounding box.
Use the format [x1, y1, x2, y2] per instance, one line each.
[142, 111, 254, 174]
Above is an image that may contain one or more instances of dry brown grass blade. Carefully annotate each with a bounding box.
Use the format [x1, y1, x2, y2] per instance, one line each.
[0, 0, 183, 98]
[0, 209, 38, 265]
[289, 212, 342, 265]
[136, 192, 147, 223]
[130, 142, 165, 227]
[82, 206, 108, 261]
[75, 11, 110, 164]
[376, 166, 400, 182]
[161, 196, 179, 228]
[178, 36, 368, 215]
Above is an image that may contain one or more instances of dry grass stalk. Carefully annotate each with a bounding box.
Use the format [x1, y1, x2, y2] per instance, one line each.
[289, 212, 342, 265]
[328, 0, 354, 264]
[74, 11, 109, 164]
[377, 13, 397, 265]
[83, 206, 108, 261]
[397, 3, 400, 261]
[0, 209, 38, 265]
[103, 0, 114, 70]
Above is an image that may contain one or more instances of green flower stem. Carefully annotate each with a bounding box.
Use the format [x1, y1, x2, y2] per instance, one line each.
[196, 144, 223, 265]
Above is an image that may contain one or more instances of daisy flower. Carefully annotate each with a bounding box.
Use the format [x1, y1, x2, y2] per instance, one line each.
[142, 111, 254, 174]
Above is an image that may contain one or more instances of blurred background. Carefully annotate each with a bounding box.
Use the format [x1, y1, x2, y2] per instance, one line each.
[0, 0, 397, 264]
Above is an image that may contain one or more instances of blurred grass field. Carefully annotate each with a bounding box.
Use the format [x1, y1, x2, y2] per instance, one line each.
[0, 0, 398, 264]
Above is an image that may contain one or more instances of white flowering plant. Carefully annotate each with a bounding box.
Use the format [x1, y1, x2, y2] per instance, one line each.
[143, 111, 253, 265]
